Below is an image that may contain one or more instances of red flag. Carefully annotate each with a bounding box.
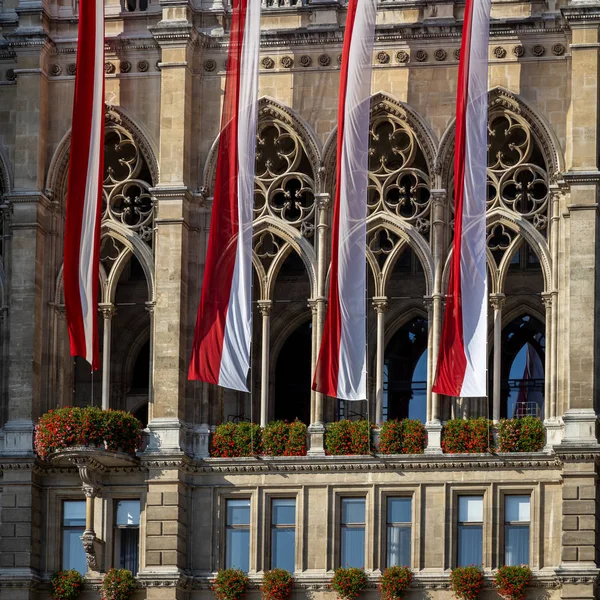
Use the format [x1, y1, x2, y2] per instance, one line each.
[188, 0, 261, 391]
[63, 0, 105, 369]
[433, 0, 490, 397]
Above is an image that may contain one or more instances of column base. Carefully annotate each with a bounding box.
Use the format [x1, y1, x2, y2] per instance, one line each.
[559, 409, 599, 447]
[307, 423, 326, 457]
[0, 420, 35, 456]
[145, 418, 186, 454]
[424, 420, 443, 454]
[543, 418, 563, 450]
[190, 424, 211, 459]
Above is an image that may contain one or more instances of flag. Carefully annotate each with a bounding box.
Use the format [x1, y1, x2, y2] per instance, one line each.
[432, 0, 491, 397]
[188, 0, 261, 390]
[312, 0, 377, 400]
[63, 0, 105, 369]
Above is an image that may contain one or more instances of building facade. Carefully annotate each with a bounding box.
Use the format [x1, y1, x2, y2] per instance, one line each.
[1, 0, 600, 598]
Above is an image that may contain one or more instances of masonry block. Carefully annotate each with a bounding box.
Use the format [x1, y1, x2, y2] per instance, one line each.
[579, 486, 597, 500]
[563, 500, 596, 515]
[146, 551, 161, 566]
[562, 546, 578, 561]
[563, 516, 578, 530]
[563, 486, 579, 500]
[578, 515, 597, 530]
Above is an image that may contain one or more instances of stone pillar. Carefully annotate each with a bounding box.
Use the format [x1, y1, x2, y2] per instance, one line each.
[373, 297, 388, 425]
[257, 300, 272, 427]
[146, 4, 196, 454]
[99, 304, 116, 411]
[489, 294, 505, 421]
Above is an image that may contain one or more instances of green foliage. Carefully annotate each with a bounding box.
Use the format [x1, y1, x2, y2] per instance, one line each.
[330, 567, 368, 600]
[494, 565, 533, 600]
[261, 568, 294, 600]
[51, 570, 85, 600]
[325, 420, 372, 455]
[497, 417, 545, 453]
[262, 420, 307, 456]
[379, 566, 413, 600]
[379, 420, 426, 454]
[450, 566, 485, 600]
[213, 568, 249, 600]
[211, 422, 262, 457]
[442, 418, 494, 454]
[101, 568, 136, 600]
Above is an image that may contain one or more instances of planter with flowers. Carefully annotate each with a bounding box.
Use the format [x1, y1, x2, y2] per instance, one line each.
[262, 568, 293, 600]
[325, 420, 372, 456]
[379, 566, 413, 600]
[34, 406, 142, 461]
[211, 422, 263, 457]
[330, 567, 368, 600]
[442, 418, 494, 454]
[379, 420, 426, 455]
[50, 569, 85, 600]
[450, 566, 485, 600]
[102, 568, 136, 600]
[213, 568, 250, 600]
[494, 565, 532, 600]
[263, 420, 307, 456]
[497, 417, 545, 453]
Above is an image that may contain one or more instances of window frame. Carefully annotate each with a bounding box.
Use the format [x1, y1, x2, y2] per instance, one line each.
[499, 488, 535, 568]
[113, 498, 141, 575]
[61, 498, 87, 574]
[217, 491, 257, 573]
[385, 496, 413, 568]
[338, 496, 367, 569]
[452, 490, 487, 569]
[268, 496, 298, 572]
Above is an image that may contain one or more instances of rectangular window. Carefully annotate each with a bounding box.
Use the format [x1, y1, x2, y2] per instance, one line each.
[387, 497, 411, 567]
[271, 498, 296, 572]
[505, 496, 530, 566]
[340, 498, 365, 568]
[114, 500, 141, 575]
[457, 496, 483, 567]
[62, 500, 87, 575]
[226, 499, 251, 572]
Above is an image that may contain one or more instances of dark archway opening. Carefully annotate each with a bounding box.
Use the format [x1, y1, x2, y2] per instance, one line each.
[274, 321, 312, 424]
[383, 316, 428, 422]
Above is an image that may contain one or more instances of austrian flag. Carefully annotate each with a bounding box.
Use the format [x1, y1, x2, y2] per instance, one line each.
[433, 0, 491, 397]
[63, 0, 105, 369]
[188, 0, 261, 390]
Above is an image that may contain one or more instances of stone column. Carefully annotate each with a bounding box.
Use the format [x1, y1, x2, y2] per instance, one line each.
[372, 297, 388, 425]
[489, 294, 505, 421]
[99, 304, 116, 411]
[257, 300, 272, 427]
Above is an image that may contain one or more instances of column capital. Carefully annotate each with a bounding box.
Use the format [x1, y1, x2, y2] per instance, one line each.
[373, 296, 388, 313]
[98, 303, 116, 319]
[145, 301, 156, 316]
[257, 299, 273, 317]
[430, 189, 447, 205]
[489, 293, 506, 310]
[541, 291, 556, 309]
[307, 298, 322, 315]
[422, 295, 434, 310]
[315, 192, 330, 209]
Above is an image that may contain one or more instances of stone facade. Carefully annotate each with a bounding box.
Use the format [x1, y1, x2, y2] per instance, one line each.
[1, 0, 600, 598]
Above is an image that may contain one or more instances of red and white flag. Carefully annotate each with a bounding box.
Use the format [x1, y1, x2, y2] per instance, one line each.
[188, 0, 261, 390]
[433, 0, 491, 397]
[63, 0, 105, 369]
[312, 0, 377, 400]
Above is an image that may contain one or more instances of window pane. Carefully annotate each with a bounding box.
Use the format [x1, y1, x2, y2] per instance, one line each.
[341, 527, 365, 568]
[342, 498, 365, 524]
[63, 500, 86, 527]
[387, 525, 411, 567]
[505, 525, 529, 566]
[226, 528, 250, 572]
[119, 528, 140, 575]
[506, 496, 530, 523]
[458, 497, 483, 523]
[272, 499, 296, 525]
[227, 499, 250, 525]
[272, 527, 295, 572]
[457, 525, 482, 566]
[62, 529, 87, 575]
[388, 498, 411, 523]
[116, 500, 141, 526]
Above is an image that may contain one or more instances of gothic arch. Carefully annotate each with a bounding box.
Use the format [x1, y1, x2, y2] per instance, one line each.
[441, 246, 499, 295]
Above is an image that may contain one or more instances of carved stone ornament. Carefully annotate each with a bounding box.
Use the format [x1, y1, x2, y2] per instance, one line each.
[318, 54, 331, 67]
[454, 48, 461, 60]
[434, 48, 447, 61]
[415, 50, 428, 62]
[513, 45, 525, 58]
[50, 64, 62, 76]
[105, 62, 116, 74]
[396, 50, 409, 63]
[376, 51, 390, 64]
[280, 55, 293, 68]
[261, 56, 275, 69]
[552, 43, 566, 56]
[532, 44, 545, 57]
[5, 68, 15, 81]
[67, 63, 77, 76]
[81, 531, 99, 572]
[337, 53, 343, 65]
[120, 60, 131, 74]
[137, 60, 149, 72]
[155, 60, 161, 71]
[300, 55, 312, 67]
[493, 46, 506, 59]
[203, 59, 216, 72]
